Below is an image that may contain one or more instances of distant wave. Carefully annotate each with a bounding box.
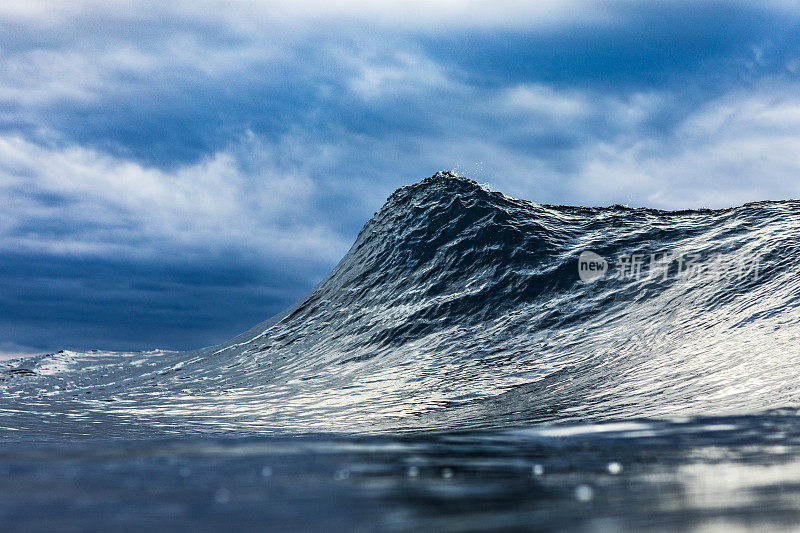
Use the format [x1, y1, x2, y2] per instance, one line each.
[3, 171, 800, 439]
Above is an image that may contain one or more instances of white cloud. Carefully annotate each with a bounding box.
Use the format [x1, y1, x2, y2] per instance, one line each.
[0, 1, 613, 30]
[565, 88, 800, 208]
[0, 133, 351, 264]
[347, 51, 459, 100]
[0, 49, 105, 106]
[0, 35, 283, 110]
[503, 84, 591, 119]
[391, 82, 800, 210]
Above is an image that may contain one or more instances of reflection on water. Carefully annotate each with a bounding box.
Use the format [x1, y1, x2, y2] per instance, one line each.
[3, 418, 800, 531]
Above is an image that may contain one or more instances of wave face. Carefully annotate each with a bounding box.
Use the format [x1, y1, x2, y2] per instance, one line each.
[2, 171, 800, 439]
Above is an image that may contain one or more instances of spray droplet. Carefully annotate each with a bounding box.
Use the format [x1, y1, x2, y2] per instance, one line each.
[575, 484, 594, 502]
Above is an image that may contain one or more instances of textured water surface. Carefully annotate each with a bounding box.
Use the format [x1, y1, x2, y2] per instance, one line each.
[2, 172, 800, 530]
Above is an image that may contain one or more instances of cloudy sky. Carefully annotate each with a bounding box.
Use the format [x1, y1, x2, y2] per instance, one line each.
[2, 1, 800, 356]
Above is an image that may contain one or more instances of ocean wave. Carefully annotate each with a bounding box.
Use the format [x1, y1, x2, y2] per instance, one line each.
[2, 171, 799, 439]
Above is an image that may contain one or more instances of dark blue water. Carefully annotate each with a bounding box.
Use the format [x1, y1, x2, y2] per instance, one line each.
[2, 172, 800, 531]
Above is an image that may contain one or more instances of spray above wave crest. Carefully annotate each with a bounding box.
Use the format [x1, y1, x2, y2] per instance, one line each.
[2, 171, 800, 438]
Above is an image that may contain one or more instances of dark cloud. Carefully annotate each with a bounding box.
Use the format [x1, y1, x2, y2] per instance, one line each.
[0, 252, 320, 352]
[418, 3, 797, 87]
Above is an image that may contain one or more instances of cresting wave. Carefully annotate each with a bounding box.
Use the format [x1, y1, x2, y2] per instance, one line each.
[2, 171, 800, 439]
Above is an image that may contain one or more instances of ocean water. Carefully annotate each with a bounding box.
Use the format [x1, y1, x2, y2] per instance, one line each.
[2, 172, 800, 531]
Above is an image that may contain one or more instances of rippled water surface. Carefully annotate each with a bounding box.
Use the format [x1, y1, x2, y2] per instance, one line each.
[2, 173, 800, 530]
